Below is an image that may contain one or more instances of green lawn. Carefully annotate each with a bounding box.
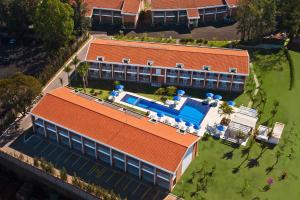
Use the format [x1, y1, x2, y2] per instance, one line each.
[172, 50, 300, 199]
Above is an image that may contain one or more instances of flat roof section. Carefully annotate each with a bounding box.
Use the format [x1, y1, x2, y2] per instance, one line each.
[31, 87, 199, 172]
[86, 39, 250, 75]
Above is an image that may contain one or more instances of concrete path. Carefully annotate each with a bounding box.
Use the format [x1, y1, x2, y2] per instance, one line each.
[248, 63, 260, 108]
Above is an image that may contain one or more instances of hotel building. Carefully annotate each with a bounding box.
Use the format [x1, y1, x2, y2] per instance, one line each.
[85, 0, 143, 29]
[30, 87, 200, 191]
[85, 39, 250, 92]
[151, 0, 238, 28]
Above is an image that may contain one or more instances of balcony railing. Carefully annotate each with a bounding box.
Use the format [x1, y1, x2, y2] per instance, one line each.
[180, 73, 190, 78]
[114, 67, 125, 72]
[102, 66, 112, 71]
[206, 76, 218, 80]
[167, 73, 177, 77]
[139, 70, 150, 74]
[127, 68, 137, 73]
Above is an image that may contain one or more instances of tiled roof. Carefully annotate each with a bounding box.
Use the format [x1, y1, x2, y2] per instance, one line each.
[83, 0, 123, 17]
[151, 0, 226, 10]
[31, 87, 199, 172]
[86, 39, 250, 75]
[122, 0, 141, 14]
[187, 8, 200, 18]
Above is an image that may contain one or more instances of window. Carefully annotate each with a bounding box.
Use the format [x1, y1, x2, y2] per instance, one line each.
[96, 56, 104, 61]
[147, 60, 153, 66]
[176, 63, 184, 68]
[229, 68, 237, 73]
[122, 58, 130, 64]
[156, 69, 161, 74]
[203, 66, 211, 71]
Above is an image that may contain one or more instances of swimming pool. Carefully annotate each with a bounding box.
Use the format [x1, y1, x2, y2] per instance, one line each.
[121, 94, 210, 125]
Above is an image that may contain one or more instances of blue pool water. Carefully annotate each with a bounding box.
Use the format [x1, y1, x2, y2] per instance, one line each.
[121, 94, 210, 125]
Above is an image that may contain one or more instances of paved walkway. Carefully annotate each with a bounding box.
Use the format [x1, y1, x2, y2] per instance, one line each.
[248, 63, 260, 108]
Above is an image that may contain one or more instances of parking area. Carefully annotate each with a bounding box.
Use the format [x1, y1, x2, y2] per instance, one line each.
[10, 133, 168, 200]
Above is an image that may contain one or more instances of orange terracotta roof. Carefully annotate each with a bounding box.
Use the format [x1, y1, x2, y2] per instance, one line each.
[83, 0, 123, 17]
[122, 0, 141, 14]
[187, 8, 200, 18]
[86, 39, 250, 74]
[31, 87, 199, 172]
[151, 0, 226, 10]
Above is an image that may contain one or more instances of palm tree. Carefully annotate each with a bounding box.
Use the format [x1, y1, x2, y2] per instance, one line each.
[76, 62, 90, 92]
[71, 0, 88, 33]
[72, 55, 81, 78]
[64, 65, 72, 85]
[219, 102, 234, 118]
[236, 130, 246, 144]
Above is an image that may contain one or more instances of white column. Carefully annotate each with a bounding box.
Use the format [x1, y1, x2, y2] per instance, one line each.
[111, 10, 114, 24]
[81, 136, 85, 154]
[139, 161, 142, 179]
[190, 71, 193, 86]
[110, 148, 113, 167]
[154, 168, 157, 185]
[164, 11, 167, 24]
[177, 11, 179, 24]
[99, 10, 102, 23]
[164, 69, 167, 84]
[111, 64, 114, 79]
[43, 120, 47, 138]
[55, 125, 59, 144]
[68, 131, 72, 148]
[124, 155, 127, 172]
[215, 8, 217, 21]
[94, 143, 97, 159]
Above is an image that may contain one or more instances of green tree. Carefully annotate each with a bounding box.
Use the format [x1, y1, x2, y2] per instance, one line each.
[76, 62, 90, 92]
[219, 102, 234, 118]
[0, 73, 42, 115]
[237, 0, 276, 41]
[277, 0, 300, 42]
[72, 55, 81, 73]
[71, 0, 88, 34]
[34, 0, 74, 50]
[64, 65, 72, 85]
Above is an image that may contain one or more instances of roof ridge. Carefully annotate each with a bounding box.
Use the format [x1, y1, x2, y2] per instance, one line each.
[47, 89, 189, 148]
[93, 38, 248, 57]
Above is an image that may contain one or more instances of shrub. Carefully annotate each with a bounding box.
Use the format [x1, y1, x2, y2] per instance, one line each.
[160, 95, 168, 102]
[60, 167, 67, 181]
[33, 157, 39, 167]
[90, 89, 95, 94]
[220, 117, 231, 126]
[154, 87, 165, 95]
[114, 81, 120, 86]
[166, 86, 177, 96]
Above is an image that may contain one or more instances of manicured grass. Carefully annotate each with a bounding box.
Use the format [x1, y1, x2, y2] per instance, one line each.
[172, 50, 300, 199]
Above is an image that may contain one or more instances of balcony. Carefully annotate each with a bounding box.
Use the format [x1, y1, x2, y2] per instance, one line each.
[90, 63, 99, 69]
[114, 66, 125, 72]
[139, 70, 151, 75]
[233, 77, 246, 83]
[127, 76, 137, 81]
[219, 75, 232, 82]
[114, 74, 125, 80]
[127, 67, 137, 73]
[102, 65, 112, 71]
[102, 72, 112, 79]
[179, 73, 190, 79]
[46, 125, 56, 132]
[34, 119, 44, 127]
[140, 78, 150, 82]
[206, 75, 218, 81]
[167, 72, 177, 77]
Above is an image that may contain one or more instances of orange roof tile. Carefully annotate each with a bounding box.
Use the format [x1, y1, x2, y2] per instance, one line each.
[151, 0, 226, 10]
[31, 87, 199, 172]
[187, 8, 200, 18]
[83, 0, 123, 17]
[122, 0, 141, 14]
[86, 39, 250, 74]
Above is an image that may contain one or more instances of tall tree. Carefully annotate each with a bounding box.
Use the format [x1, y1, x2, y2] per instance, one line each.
[277, 0, 300, 41]
[71, 0, 88, 34]
[0, 73, 42, 116]
[237, 0, 276, 41]
[34, 0, 74, 50]
[76, 62, 90, 92]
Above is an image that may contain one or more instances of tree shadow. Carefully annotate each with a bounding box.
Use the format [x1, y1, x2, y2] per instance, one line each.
[246, 143, 268, 169]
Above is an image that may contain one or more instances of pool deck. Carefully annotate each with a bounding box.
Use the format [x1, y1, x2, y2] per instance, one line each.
[113, 91, 224, 137]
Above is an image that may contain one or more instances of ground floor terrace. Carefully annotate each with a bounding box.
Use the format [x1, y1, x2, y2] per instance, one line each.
[9, 130, 169, 200]
[91, 9, 138, 29]
[29, 115, 182, 191]
[87, 62, 246, 92]
[151, 6, 236, 28]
